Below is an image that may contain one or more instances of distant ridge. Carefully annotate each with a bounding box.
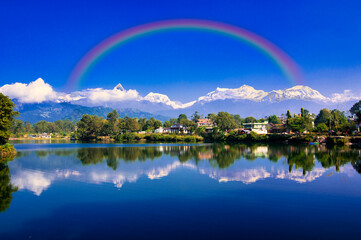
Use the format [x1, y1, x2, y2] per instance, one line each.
[13, 100, 169, 123]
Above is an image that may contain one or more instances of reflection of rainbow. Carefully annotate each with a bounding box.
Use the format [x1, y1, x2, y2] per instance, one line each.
[66, 19, 303, 90]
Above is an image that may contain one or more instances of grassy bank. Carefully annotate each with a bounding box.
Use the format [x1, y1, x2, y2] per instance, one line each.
[0, 144, 16, 162]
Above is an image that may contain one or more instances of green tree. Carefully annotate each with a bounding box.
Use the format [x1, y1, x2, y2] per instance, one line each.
[244, 116, 257, 123]
[232, 114, 243, 127]
[153, 120, 163, 129]
[34, 120, 49, 133]
[10, 119, 24, 135]
[180, 119, 197, 133]
[215, 112, 237, 131]
[76, 114, 104, 139]
[24, 121, 33, 133]
[103, 110, 119, 136]
[138, 118, 147, 131]
[0, 93, 18, 145]
[316, 123, 329, 132]
[191, 111, 201, 123]
[315, 109, 332, 126]
[124, 117, 139, 132]
[286, 110, 292, 119]
[163, 120, 172, 128]
[177, 114, 188, 123]
[267, 115, 281, 124]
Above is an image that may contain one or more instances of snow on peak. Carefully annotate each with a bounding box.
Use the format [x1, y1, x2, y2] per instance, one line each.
[114, 83, 125, 91]
[197, 85, 268, 103]
[143, 92, 196, 109]
[268, 85, 327, 102]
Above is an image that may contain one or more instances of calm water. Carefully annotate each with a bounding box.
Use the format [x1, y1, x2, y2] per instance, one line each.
[1, 143, 361, 240]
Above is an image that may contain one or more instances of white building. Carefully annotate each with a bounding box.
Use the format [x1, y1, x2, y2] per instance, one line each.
[242, 121, 268, 134]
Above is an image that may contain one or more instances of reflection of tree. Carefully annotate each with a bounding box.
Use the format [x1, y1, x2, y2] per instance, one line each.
[287, 147, 315, 175]
[76, 147, 164, 169]
[316, 147, 360, 172]
[77, 148, 105, 166]
[352, 159, 361, 174]
[0, 162, 18, 212]
[35, 151, 48, 157]
[73, 144, 361, 176]
[209, 144, 241, 169]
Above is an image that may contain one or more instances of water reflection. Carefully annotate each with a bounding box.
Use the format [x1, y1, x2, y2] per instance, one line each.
[4, 144, 361, 204]
[0, 157, 18, 213]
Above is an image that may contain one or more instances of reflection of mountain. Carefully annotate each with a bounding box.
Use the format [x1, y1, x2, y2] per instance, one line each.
[8, 144, 361, 196]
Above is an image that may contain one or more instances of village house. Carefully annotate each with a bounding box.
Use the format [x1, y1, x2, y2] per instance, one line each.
[170, 124, 189, 134]
[242, 121, 268, 134]
[36, 132, 51, 139]
[268, 123, 287, 134]
[197, 119, 214, 127]
[154, 127, 170, 133]
[197, 118, 215, 133]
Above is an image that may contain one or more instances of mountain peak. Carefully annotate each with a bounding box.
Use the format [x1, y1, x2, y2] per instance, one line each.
[268, 85, 327, 102]
[114, 83, 125, 91]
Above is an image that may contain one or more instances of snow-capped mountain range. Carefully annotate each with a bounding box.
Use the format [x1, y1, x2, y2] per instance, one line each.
[1, 78, 360, 118]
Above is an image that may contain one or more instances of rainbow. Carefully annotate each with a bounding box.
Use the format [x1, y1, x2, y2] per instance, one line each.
[66, 19, 303, 90]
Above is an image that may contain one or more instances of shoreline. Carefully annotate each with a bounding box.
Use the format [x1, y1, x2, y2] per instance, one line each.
[9, 134, 361, 146]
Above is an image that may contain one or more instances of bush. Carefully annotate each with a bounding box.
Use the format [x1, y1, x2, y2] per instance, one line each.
[0, 144, 16, 162]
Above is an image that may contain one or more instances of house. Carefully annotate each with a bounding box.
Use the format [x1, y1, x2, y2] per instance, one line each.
[268, 124, 287, 134]
[154, 127, 170, 133]
[242, 121, 268, 134]
[170, 124, 189, 134]
[197, 119, 214, 127]
[197, 119, 215, 133]
[36, 132, 51, 138]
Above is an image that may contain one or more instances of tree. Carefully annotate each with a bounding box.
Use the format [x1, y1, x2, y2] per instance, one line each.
[103, 110, 119, 136]
[163, 120, 172, 128]
[76, 115, 104, 139]
[143, 117, 162, 131]
[215, 112, 237, 131]
[244, 116, 257, 123]
[138, 118, 147, 130]
[287, 110, 292, 119]
[0, 94, 18, 145]
[124, 117, 139, 132]
[350, 100, 361, 128]
[331, 109, 348, 132]
[177, 114, 188, 123]
[180, 119, 197, 133]
[232, 114, 243, 127]
[191, 111, 201, 123]
[164, 118, 177, 127]
[316, 123, 329, 132]
[34, 120, 50, 133]
[267, 115, 281, 124]
[24, 121, 33, 133]
[153, 120, 162, 129]
[54, 120, 75, 133]
[350, 100, 361, 117]
[10, 119, 24, 135]
[286, 108, 313, 134]
[314, 109, 332, 126]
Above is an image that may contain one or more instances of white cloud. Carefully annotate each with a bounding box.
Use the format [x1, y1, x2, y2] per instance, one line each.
[329, 89, 361, 103]
[1, 78, 360, 109]
[64, 86, 141, 105]
[11, 170, 53, 196]
[0, 78, 58, 103]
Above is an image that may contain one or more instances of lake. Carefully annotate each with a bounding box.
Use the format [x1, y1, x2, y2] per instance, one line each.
[1, 143, 361, 239]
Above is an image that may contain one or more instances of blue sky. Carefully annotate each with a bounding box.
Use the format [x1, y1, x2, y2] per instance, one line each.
[1, 0, 360, 102]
